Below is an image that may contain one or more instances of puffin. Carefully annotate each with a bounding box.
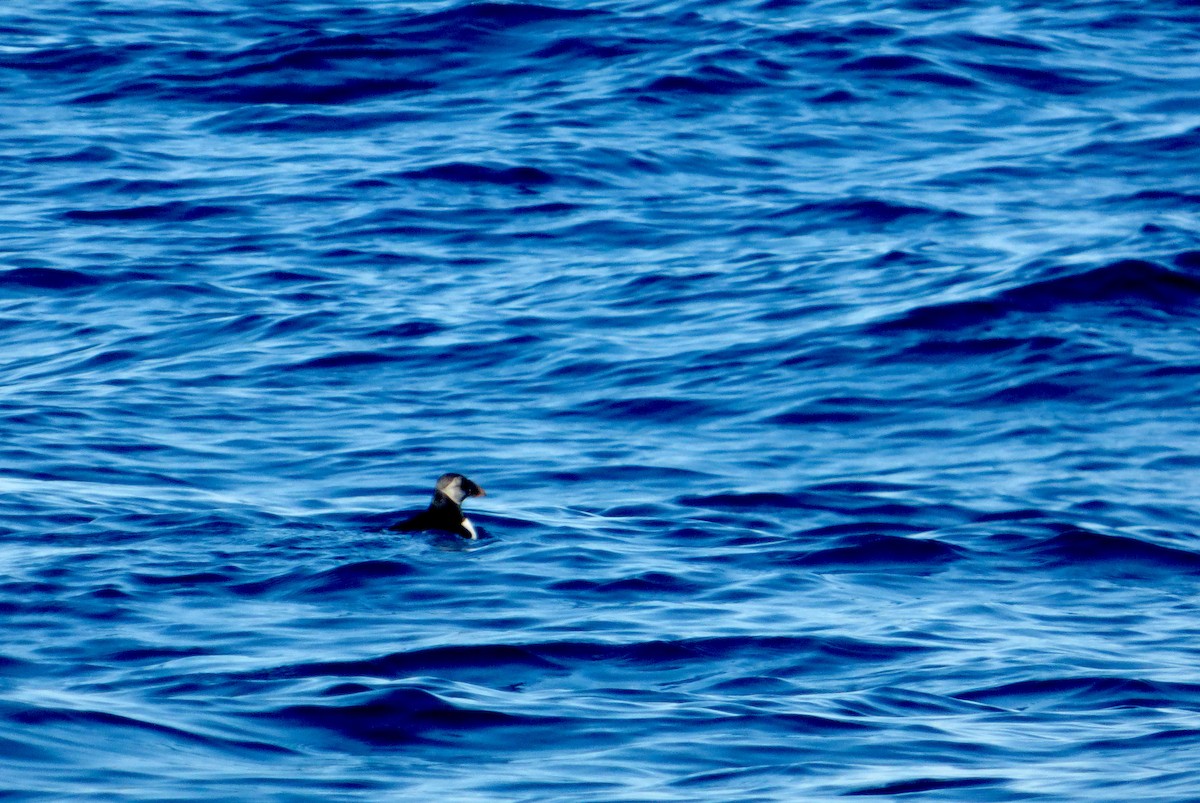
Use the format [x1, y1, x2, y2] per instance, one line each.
[388, 473, 486, 539]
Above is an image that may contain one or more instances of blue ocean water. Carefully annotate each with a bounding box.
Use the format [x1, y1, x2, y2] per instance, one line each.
[1, 0, 1200, 798]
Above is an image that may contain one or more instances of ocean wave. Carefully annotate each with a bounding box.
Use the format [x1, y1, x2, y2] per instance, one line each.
[874, 256, 1200, 333]
[956, 676, 1200, 711]
[770, 196, 968, 226]
[787, 533, 963, 570]
[846, 777, 1000, 797]
[260, 686, 547, 745]
[3, 701, 290, 756]
[956, 60, 1108, 94]
[400, 162, 556, 186]
[1027, 528, 1200, 572]
[642, 67, 766, 95]
[0, 267, 103, 291]
[63, 201, 242, 223]
[246, 634, 930, 685]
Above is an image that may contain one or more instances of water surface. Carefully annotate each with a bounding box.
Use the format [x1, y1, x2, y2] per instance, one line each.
[2, 0, 1200, 798]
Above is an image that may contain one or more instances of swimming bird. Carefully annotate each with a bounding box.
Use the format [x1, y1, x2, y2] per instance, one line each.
[389, 473, 486, 539]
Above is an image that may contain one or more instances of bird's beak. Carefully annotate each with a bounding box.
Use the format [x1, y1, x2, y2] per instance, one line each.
[467, 481, 486, 498]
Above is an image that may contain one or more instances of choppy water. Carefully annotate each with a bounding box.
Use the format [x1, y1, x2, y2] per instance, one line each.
[2, 0, 1200, 798]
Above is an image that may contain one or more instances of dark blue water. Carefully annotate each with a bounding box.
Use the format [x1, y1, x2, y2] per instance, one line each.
[2, 0, 1200, 798]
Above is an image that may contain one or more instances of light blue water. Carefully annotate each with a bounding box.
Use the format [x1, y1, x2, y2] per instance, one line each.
[2, 0, 1200, 798]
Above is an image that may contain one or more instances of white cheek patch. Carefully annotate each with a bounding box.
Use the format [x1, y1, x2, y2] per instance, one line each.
[461, 516, 477, 539]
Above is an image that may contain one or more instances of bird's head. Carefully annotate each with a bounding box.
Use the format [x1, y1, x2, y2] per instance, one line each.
[435, 472, 486, 504]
